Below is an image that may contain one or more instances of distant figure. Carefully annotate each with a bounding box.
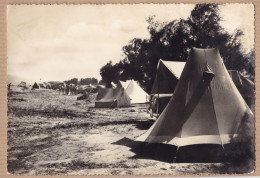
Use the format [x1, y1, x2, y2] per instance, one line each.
[75, 85, 79, 95]
[69, 84, 77, 95]
[62, 83, 67, 95]
[59, 84, 62, 95]
[7, 83, 11, 91]
[68, 84, 72, 95]
[65, 84, 70, 95]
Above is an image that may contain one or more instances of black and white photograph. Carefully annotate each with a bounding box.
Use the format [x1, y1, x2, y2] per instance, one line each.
[7, 3, 255, 175]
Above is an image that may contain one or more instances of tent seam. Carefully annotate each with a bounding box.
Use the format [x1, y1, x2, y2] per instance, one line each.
[204, 49, 224, 148]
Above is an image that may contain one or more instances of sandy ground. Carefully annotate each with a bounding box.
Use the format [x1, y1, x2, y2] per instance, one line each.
[7, 86, 253, 175]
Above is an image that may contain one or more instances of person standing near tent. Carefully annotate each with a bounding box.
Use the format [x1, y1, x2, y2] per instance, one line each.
[7, 83, 11, 91]
[59, 84, 62, 95]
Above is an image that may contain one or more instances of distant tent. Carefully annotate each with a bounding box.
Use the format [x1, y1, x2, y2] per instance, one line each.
[32, 82, 40, 89]
[228, 70, 254, 108]
[95, 88, 131, 108]
[18, 81, 27, 88]
[117, 80, 128, 89]
[88, 84, 98, 93]
[45, 82, 52, 89]
[150, 59, 186, 94]
[89, 83, 96, 88]
[42, 82, 51, 89]
[39, 83, 47, 88]
[111, 82, 117, 88]
[48, 81, 62, 90]
[96, 84, 105, 89]
[118, 80, 149, 104]
[78, 85, 88, 90]
[136, 48, 254, 147]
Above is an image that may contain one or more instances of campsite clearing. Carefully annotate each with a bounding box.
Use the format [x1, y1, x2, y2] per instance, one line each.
[8, 87, 250, 175]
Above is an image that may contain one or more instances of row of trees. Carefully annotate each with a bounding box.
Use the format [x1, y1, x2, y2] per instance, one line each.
[100, 4, 254, 93]
[64, 77, 99, 85]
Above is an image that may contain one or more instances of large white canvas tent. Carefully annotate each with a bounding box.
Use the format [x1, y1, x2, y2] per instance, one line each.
[150, 59, 186, 94]
[95, 88, 131, 108]
[136, 48, 254, 147]
[118, 80, 149, 104]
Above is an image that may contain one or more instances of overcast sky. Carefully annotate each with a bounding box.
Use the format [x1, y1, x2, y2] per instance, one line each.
[7, 4, 254, 84]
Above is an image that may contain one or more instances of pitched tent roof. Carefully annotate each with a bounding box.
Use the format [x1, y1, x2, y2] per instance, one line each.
[150, 59, 186, 94]
[95, 88, 131, 108]
[39, 83, 46, 88]
[118, 80, 149, 104]
[228, 70, 254, 98]
[96, 84, 105, 89]
[111, 82, 118, 88]
[32, 82, 40, 89]
[18, 81, 27, 88]
[118, 80, 129, 89]
[136, 48, 254, 147]
[89, 84, 97, 89]
[43, 82, 51, 89]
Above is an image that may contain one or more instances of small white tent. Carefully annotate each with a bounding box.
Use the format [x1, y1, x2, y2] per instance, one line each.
[118, 80, 149, 104]
[111, 82, 117, 88]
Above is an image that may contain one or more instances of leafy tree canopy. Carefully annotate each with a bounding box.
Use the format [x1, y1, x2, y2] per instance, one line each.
[64, 78, 78, 85]
[63, 77, 98, 85]
[79, 78, 98, 85]
[100, 4, 254, 92]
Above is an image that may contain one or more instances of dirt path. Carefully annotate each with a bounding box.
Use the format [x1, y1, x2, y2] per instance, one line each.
[7, 88, 249, 175]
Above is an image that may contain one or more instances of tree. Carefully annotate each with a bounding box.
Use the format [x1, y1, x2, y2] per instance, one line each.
[64, 78, 78, 85]
[187, 4, 249, 74]
[100, 61, 120, 87]
[79, 78, 98, 85]
[100, 4, 254, 92]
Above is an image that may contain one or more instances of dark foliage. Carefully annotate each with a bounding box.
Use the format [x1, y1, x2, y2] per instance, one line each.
[100, 4, 254, 92]
[64, 78, 78, 85]
[79, 78, 98, 85]
[63, 78, 98, 85]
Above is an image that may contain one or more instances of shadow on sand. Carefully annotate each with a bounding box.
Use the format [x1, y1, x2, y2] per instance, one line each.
[97, 119, 154, 130]
[113, 137, 254, 172]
